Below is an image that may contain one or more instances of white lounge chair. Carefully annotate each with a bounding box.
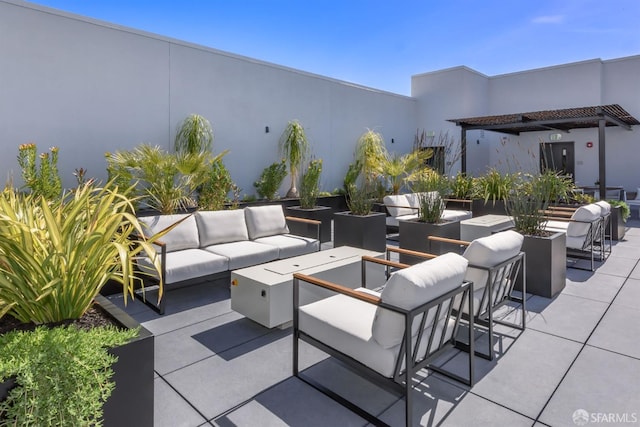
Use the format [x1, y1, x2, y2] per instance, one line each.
[293, 253, 474, 427]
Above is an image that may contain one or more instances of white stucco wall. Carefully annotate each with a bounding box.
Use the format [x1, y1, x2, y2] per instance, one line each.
[0, 0, 416, 195]
[412, 56, 640, 192]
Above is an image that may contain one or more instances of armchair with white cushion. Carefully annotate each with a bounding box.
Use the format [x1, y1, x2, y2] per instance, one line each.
[405, 230, 526, 360]
[293, 253, 474, 427]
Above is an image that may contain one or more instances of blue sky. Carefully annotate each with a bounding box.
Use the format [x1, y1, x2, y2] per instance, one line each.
[29, 0, 640, 95]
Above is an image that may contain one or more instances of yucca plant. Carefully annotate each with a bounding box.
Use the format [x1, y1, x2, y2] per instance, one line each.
[355, 129, 387, 193]
[279, 120, 309, 198]
[174, 113, 213, 154]
[0, 182, 167, 324]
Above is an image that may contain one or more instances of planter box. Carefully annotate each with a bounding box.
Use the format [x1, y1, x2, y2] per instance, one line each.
[472, 199, 507, 217]
[607, 205, 626, 241]
[96, 295, 155, 427]
[333, 211, 386, 252]
[515, 231, 566, 299]
[399, 219, 461, 263]
[286, 206, 332, 243]
[0, 296, 154, 427]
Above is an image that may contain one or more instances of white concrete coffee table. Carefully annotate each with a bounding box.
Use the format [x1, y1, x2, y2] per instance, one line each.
[231, 246, 385, 328]
[460, 214, 514, 241]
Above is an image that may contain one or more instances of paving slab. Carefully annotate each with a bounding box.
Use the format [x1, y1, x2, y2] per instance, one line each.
[539, 345, 640, 426]
[612, 278, 640, 309]
[154, 376, 208, 427]
[212, 377, 367, 427]
[442, 329, 582, 419]
[587, 303, 640, 359]
[525, 294, 609, 343]
[593, 256, 637, 278]
[562, 271, 625, 303]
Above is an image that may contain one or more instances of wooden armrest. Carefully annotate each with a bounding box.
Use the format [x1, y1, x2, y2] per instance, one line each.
[427, 236, 471, 246]
[293, 273, 381, 305]
[151, 239, 166, 248]
[548, 206, 578, 212]
[362, 255, 409, 269]
[541, 210, 573, 217]
[386, 246, 438, 259]
[285, 216, 321, 226]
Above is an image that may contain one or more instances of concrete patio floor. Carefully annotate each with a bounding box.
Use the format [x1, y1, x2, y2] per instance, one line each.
[108, 218, 640, 427]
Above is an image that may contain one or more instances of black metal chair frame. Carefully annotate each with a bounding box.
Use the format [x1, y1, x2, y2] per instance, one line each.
[293, 271, 474, 427]
[390, 242, 526, 360]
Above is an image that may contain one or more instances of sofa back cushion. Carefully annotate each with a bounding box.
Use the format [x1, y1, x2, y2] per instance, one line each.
[139, 214, 199, 253]
[245, 205, 290, 240]
[383, 194, 414, 217]
[567, 204, 601, 237]
[372, 252, 468, 349]
[196, 210, 249, 246]
[462, 230, 523, 290]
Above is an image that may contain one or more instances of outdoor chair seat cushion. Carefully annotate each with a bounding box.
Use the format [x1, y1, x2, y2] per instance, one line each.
[384, 193, 471, 226]
[140, 213, 200, 252]
[299, 292, 399, 377]
[461, 230, 523, 316]
[253, 234, 320, 259]
[566, 204, 601, 237]
[543, 220, 570, 232]
[204, 241, 279, 270]
[299, 288, 456, 378]
[386, 214, 419, 227]
[372, 252, 468, 349]
[137, 248, 229, 284]
[196, 210, 249, 245]
[245, 205, 290, 239]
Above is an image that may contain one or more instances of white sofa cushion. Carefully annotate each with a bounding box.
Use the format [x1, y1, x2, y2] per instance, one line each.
[139, 214, 200, 253]
[462, 230, 524, 315]
[383, 194, 414, 218]
[567, 204, 601, 237]
[253, 234, 319, 259]
[137, 248, 228, 284]
[372, 252, 468, 349]
[196, 210, 249, 246]
[204, 241, 279, 270]
[244, 205, 290, 240]
[441, 209, 472, 222]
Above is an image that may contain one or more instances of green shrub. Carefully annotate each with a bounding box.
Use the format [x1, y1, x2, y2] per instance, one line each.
[0, 325, 137, 426]
[17, 143, 62, 200]
[299, 159, 322, 209]
[608, 199, 630, 222]
[346, 185, 373, 216]
[417, 192, 445, 223]
[174, 114, 213, 155]
[253, 160, 287, 200]
[198, 157, 234, 210]
[473, 168, 515, 203]
[449, 172, 474, 199]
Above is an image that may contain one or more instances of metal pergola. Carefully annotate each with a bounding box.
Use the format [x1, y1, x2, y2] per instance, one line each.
[448, 104, 639, 199]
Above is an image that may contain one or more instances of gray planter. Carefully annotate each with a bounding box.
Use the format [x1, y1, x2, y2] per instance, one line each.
[399, 219, 461, 263]
[472, 199, 507, 217]
[333, 211, 386, 252]
[515, 231, 566, 299]
[286, 206, 333, 243]
[96, 296, 155, 427]
[607, 205, 626, 241]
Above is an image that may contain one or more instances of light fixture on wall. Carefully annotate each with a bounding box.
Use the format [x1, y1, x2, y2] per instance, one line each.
[391, 138, 395, 144]
[586, 141, 593, 148]
[549, 133, 562, 141]
[265, 126, 269, 133]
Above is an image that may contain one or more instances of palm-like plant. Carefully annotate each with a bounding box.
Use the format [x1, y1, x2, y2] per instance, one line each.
[0, 182, 168, 324]
[355, 129, 387, 193]
[279, 120, 309, 198]
[381, 149, 433, 194]
[174, 114, 213, 154]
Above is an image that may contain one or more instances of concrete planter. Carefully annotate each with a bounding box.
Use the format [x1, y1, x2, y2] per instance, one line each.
[286, 205, 333, 243]
[607, 205, 626, 241]
[515, 231, 566, 299]
[472, 199, 507, 217]
[333, 211, 386, 252]
[398, 219, 461, 263]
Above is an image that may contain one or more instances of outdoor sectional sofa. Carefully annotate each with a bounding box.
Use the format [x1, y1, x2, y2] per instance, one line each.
[137, 205, 320, 314]
[383, 192, 472, 228]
